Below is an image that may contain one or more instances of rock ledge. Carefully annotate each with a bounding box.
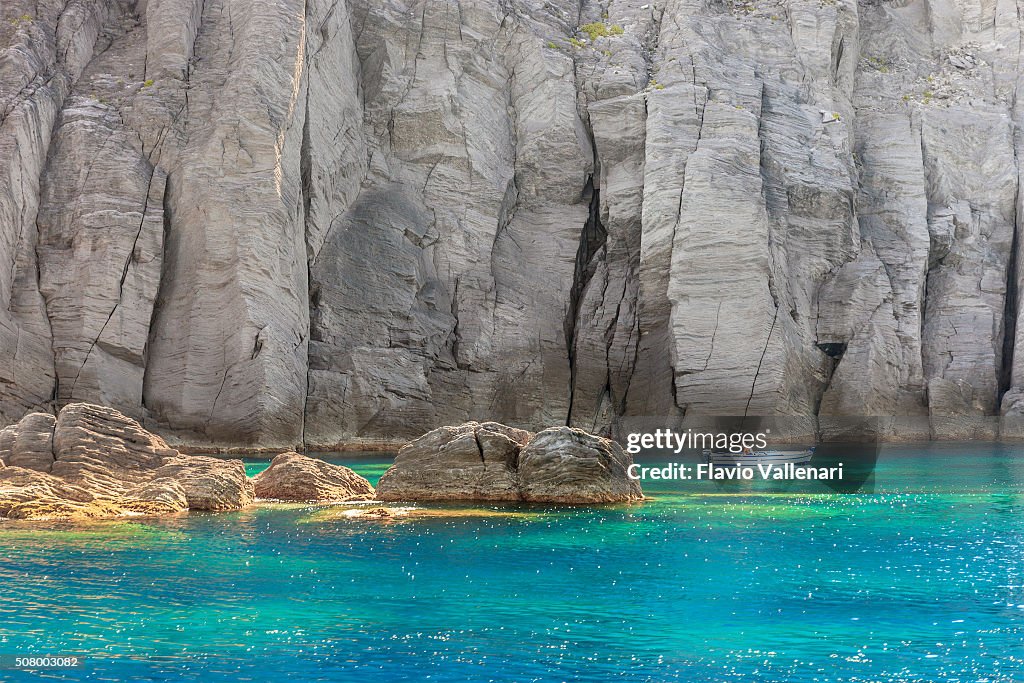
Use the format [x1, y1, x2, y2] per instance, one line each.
[0, 403, 253, 520]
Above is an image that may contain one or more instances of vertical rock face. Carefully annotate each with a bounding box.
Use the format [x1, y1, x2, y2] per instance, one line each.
[0, 0, 113, 425]
[37, 96, 166, 418]
[2, 0, 1024, 444]
[140, 0, 311, 447]
[306, 1, 591, 445]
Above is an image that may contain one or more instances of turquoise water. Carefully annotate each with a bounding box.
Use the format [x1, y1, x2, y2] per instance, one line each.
[2, 445, 1023, 682]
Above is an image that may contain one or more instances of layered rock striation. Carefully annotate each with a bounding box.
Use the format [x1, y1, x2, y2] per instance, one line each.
[376, 421, 643, 503]
[0, 402, 252, 519]
[3, 0, 1024, 444]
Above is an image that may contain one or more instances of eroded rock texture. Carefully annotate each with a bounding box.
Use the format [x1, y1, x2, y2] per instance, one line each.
[517, 426, 643, 503]
[3, 0, 1024, 445]
[376, 422, 534, 501]
[0, 402, 252, 519]
[375, 421, 642, 502]
[253, 450, 374, 501]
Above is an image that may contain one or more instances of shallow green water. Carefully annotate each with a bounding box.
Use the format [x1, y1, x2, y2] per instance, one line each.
[1, 444, 1023, 681]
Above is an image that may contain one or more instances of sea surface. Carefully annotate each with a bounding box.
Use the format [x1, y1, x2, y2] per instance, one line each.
[1, 444, 1023, 682]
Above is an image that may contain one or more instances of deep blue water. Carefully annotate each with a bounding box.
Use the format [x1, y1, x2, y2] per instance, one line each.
[1, 444, 1023, 681]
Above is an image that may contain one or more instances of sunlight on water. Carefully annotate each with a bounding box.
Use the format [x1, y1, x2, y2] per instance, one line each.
[1, 445, 1023, 681]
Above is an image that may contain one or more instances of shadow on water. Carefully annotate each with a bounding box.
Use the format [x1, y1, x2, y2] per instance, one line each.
[621, 414, 881, 494]
[816, 417, 881, 493]
[711, 415, 881, 493]
[813, 441, 878, 493]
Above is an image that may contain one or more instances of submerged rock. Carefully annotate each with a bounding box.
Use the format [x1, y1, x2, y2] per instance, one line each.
[253, 451, 373, 502]
[303, 505, 552, 523]
[376, 422, 641, 504]
[0, 402, 252, 520]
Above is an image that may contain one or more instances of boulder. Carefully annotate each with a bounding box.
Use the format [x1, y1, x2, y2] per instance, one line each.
[50, 403, 179, 495]
[0, 413, 57, 472]
[999, 387, 1024, 440]
[376, 422, 533, 502]
[153, 457, 254, 511]
[518, 427, 643, 504]
[0, 402, 252, 520]
[376, 422, 642, 503]
[253, 451, 373, 502]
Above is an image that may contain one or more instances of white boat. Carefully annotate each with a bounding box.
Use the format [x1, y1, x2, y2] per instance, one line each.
[703, 447, 814, 466]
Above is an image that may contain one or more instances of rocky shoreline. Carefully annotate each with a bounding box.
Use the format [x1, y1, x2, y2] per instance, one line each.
[0, 403, 380, 521]
[377, 422, 643, 504]
[0, 403, 642, 522]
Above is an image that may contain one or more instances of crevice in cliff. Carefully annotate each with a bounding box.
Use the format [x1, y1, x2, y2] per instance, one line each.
[666, 58, 705, 279]
[0, 73, 58, 129]
[743, 305, 780, 419]
[918, 127, 932, 380]
[565, 1, 605, 425]
[756, 82, 781, 310]
[831, 35, 845, 87]
[447, 276, 463, 367]
[814, 340, 847, 414]
[488, 177, 519, 298]
[486, 16, 520, 305]
[300, 50, 314, 261]
[1000, 170, 1021, 401]
[141, 173, 175, 418]
[251, 327, 265, 360]
[702, 303, 722, 373]
[472, 426, 486, 465]
[664, 70, 706, 417]
[13, 152, 33, 302]
[64, 149, 162, 403]
[208, 360, 234, 430]
[610, 275, 638, 418]
[32, 202, 59, 412]
[300, 4, 314, 451]
[565, 177, 607, 424]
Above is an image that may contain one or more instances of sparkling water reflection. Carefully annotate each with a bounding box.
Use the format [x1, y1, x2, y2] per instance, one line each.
[1, 444, 1023, 681]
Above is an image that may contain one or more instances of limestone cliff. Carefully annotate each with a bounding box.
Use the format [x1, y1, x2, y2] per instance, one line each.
[2, 0, 1023, 447]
